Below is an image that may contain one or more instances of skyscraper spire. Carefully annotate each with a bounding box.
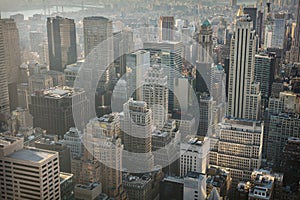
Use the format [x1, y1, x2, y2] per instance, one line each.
[237, 5, 244, 17]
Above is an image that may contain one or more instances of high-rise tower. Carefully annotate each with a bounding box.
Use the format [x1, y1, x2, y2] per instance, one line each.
[197, 19, 213, 64]
[47, 16, 77, 72]
[227, 13, 261, 120]
[120, 99, 154, 173]
[143, 64, 168, 129]
[0, 18, 21, 111]
[0, 21, 10, 116]
[83, 16, 113, 58]
[159, 16, 175, 41]
[84, 113, 126, 200]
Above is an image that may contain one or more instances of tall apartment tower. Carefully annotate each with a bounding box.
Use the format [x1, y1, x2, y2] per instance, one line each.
[83, 16, 113, 58]
[84, 113, 126, 200]
[210, 118, 263, 184]
[143, 64, 168, 129]
[0, 18, 21, 111]
[120, 99, 154, 173]
[47, 16, 77, 72]
[159, 16, 175, 41]
[0, 135, 60, 199]
[227, 13, 261, 121]
[197, 19, 213, 63]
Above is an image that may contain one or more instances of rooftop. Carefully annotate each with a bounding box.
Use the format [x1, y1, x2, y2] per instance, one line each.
[0, 136, 22, 148]
[202, 19, 211, 27]
[75, 183, 101, 190]
[32, 86, 83, 99]
[7, 148, 56, 163]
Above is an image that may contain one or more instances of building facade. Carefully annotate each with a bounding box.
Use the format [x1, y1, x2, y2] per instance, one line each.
[47, 16, 77, 72]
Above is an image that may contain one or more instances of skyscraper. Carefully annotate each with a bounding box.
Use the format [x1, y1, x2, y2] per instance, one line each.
[143, 41, 184, 112]
[243, 7, 257, 31]
[120, 99, 154, 173]
[0, 135, 61, 199]
[126, 50, 150, 101]
[210, 118, 263, 184]
[0, 21, 10, 116]
[30, 86, 88, 137]
[197, 19, 213, 64]
[84, 113, 126, 200]
[183, 172, 207, 200]
[143, 64, 168, 129]
[291, 0, 300, 62]
[47, 16, 77, 72]
[0, 18, 21, 111]
[227, 13, 261, 121]
[159, 16, 175, 41]
[83, 16, 113, 58]
[180, 136, 209, 177]
[254, 53, 275, 99]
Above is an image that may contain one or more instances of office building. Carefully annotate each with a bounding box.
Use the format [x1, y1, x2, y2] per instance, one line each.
[180, 136, 209, 177]
[206, 167, 231, 199]
[159, 16, 175, 41]
[29, 31, 44, 52]
[0, 135, 60, 199]
[83, 16, 113, 58]
[143, 41, 184, 112]
[0, 18, 21, 111]
[143, 64, 168, 128]
[160, 176, 184, 200]
[173, 77, 194, 113]
[120, 99, 154, 173]
[35, 137, 71, 173]
[243, 7, 257, 31]
[83, 113, 126, 200]
[266, 91, 300, 169]
[60, 172, 75, 200]
[47, 16, 77, 72]
[152, 120, 181, 176]
[111, 79, 128, 112]
[62, 127, 83, 159]
[183, 171, 207, 200]
[74, 183, 102, 200]
[265, 12, 286, 49]
[291, 0, 300, 62]
[282, 137, 300, 196]
[123, 169, 162, 200]
[126, 50, 150, 100]
[248, 170, 275, 200]
[254, 53, 275, 99]
[30, 86, 89, 136]
[64, 60, 84, 87]
[28, 73, 54, 94]
[71, 155, 101, 185]
[210, 118, 263, 184]
[227, 13, 261, 121]
[113, 29, 134, 77]
[198, 93, 214, 136]
[196, 19, 213, 64]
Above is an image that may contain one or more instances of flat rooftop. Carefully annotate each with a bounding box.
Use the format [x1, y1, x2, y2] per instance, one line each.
[32, 86, 83, 99]
[7, 148, 56, 163]
[0, 136, 21, 148]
